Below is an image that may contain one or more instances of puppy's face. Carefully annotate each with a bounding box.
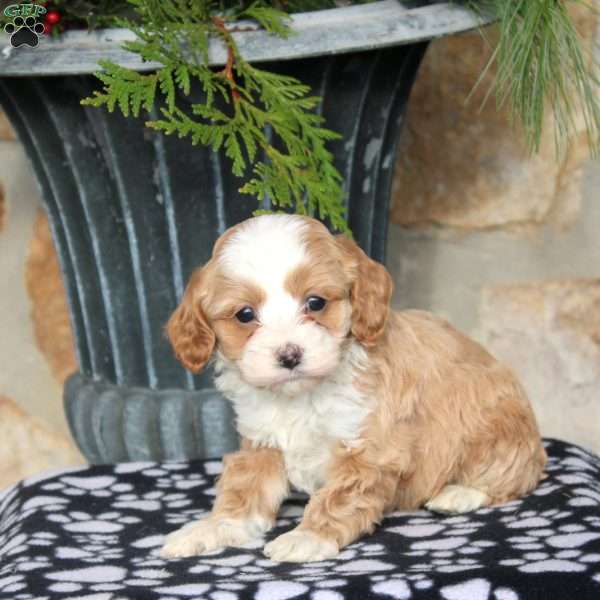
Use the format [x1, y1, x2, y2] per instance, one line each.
[167, 215, 393, 396]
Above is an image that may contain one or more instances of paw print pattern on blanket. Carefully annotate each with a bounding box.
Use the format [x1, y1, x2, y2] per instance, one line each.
[0, 439, 599, 599]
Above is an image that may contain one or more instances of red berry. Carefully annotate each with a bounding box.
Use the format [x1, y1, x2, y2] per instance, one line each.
[45, 10, 61, 25]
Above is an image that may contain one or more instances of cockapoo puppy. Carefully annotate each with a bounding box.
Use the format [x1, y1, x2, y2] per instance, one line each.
[160, 214, 546, 563]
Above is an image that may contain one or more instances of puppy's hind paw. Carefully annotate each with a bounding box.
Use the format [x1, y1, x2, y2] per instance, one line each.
[264, 529, 338, 563]
[425, 484, 489, 514]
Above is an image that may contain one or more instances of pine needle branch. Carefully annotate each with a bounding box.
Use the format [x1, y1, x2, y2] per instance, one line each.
[466, 0, 600, 156]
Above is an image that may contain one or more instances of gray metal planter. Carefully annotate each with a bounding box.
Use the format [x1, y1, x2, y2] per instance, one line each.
[0, 1, 491, 463]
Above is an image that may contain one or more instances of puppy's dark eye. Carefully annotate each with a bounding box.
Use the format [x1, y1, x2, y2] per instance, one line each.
[306, 296, 327, 312]
[235, 306, 255, 323]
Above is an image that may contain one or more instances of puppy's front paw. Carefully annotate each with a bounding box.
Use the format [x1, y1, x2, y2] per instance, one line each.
[264, 529, 338, 563]
[160, 517, 259, 559]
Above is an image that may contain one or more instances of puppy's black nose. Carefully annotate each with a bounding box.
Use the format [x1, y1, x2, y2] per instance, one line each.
[277, 343, 303, 370]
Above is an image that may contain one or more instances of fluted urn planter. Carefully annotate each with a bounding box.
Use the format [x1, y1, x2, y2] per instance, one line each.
[0, 1, 491, 463]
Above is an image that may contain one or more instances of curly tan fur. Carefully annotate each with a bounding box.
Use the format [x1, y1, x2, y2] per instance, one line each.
[296, 310, 547, 547]
[335, 234, 393, 347]
[212, 440, 288, 526]
[166, 267, 216, 373]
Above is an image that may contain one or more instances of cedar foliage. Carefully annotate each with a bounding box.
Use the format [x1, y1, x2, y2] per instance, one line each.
[81, 0, 349, 230]
[76, 0, 600, 226]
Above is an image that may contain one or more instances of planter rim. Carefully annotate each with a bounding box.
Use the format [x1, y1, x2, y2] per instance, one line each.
[0, 0, 494, 76]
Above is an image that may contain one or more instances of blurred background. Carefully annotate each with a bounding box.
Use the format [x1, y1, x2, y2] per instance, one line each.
[1, 11, 599, 490]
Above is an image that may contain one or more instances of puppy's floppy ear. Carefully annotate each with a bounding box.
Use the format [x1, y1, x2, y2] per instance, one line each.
[166, 267, 215, 373]
[335, 235, 393, 347]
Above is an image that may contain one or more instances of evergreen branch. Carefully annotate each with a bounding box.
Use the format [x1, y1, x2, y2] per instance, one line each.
[81, 59, 158, 116]
[467, 0, 600, 156]
[77, 0, 600, 229]
[241, 3, 291, 37]
[81, 0, 348, 231]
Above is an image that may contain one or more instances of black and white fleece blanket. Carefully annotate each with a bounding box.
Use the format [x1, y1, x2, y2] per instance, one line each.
[1, 439, 599, 600]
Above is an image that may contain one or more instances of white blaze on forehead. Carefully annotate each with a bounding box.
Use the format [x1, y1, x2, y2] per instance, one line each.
[218, 215, 308, 301]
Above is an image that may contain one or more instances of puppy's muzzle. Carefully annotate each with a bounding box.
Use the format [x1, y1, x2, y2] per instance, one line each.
[276, 343, 303, 370]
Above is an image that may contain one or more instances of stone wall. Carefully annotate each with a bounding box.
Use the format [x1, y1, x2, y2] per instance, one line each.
[391, 4, 596, 233]
[388, 5, 600, 454]
[480, 280, 600, 453]
[0, 8, 599, 489]
[0, 127, 83, 491]
[0, 395, 81, 491]
[26, 210, 78, 385]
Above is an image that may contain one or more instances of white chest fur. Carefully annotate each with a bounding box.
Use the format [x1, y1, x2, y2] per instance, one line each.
[215, 343, 372, 494]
